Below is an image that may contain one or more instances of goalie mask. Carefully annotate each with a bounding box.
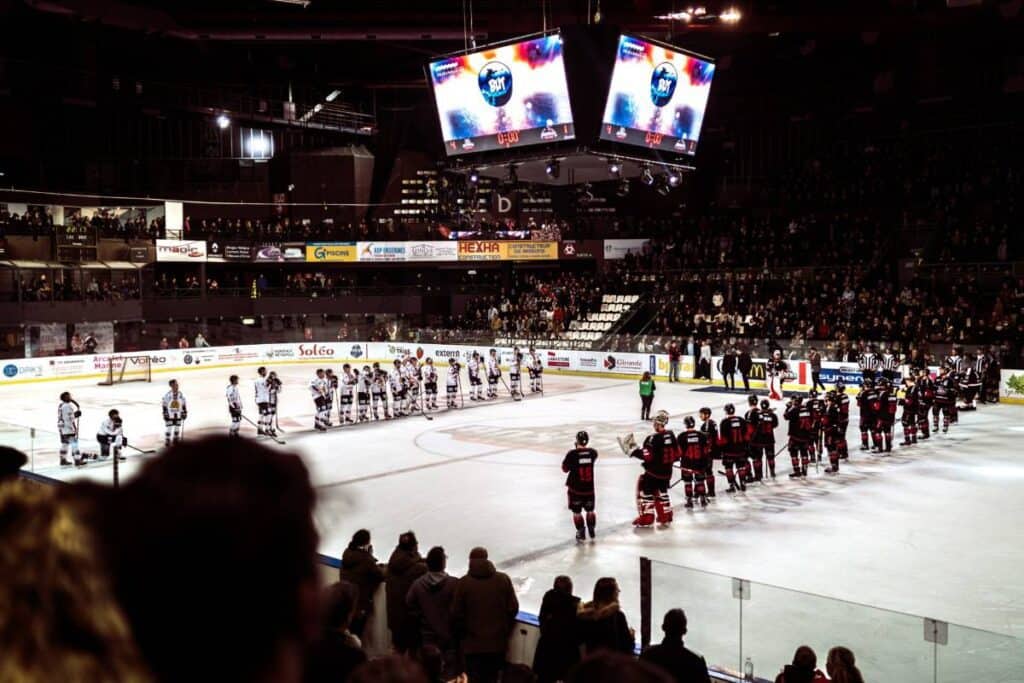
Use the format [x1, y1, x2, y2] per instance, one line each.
[653, 410, 670, 428]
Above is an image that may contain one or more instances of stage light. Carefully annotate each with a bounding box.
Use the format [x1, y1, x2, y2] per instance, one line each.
[721, 7, 741, 23]
[641, 166, 655, 186]
[666, 168, 682, 187]
[608, 159, 622, 176]
[545, 158, 561, 179]
[468, 168, 480, 184]
[325, 89, 341, 102]
[216, 113, 231, 129]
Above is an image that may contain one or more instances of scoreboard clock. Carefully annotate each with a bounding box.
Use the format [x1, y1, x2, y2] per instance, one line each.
[55, 225, 99, 262]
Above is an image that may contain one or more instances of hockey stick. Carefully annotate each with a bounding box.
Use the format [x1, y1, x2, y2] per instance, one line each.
[242, 414, 286, 444]
[124, 442, 157, 455]
[500, 376, 521, 401]
[419, 391, 434, 421]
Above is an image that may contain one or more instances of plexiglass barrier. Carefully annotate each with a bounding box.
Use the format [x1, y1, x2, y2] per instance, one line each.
[643, 558, 1024, 683]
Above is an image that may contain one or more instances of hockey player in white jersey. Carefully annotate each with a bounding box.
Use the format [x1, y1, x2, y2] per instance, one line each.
[96, 409, 127, 460]
[423, 358, 439, 410]
[161, 379, 188, 446]
[310, 369, 330, 431]
[509, 348, 523, 398]
[340, 364, 357, 425]
[403, 358, 421, 412]
[468, 352, 483, 401]
[324, 369, 339, 426]
[267, 371, 281, 431]
[58, 391, 83, 466]
[254, 366, 272, 436]
[356, 366, 373, 421]
[528, 346, 544, 394]
[370, 363, 387, 420]
[446, 358, 461, 408]
[227, 374, 243, 438]
[390, 360, 407, 417]
[486, 349, 501, 399]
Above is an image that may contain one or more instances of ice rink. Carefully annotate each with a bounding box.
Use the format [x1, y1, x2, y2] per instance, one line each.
[5, 363, 1024, 679]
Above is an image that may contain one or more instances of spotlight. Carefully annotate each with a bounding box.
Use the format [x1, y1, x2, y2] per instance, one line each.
[216, 113, 231, 129]
[666, 168, 682, 187]
[640, 166, 655, 186]
[721, 7, 741, 23]
[545, 158, 560, 179]
[608, 159, 622, 177]
[616, 179, 630, 197]
[468, 168, 480, 184]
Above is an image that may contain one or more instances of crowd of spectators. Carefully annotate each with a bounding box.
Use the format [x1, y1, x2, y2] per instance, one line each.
[16, 272, 141, 302]
[0, 436, 868, 683]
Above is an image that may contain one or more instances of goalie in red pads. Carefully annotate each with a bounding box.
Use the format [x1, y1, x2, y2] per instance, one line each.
[618, 410, 679, 528]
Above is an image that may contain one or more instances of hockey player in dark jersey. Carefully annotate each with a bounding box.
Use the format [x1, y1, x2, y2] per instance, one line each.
[856, 379, 878, 451]
[822, 393, 846, 474]
[933, 367, 957, 434]
[784, 394, 813, 478]
[915, 369, 934, 440]
[807, 389, 826, 462]
[718, 404, 749, 493]
[677, 416, 709, 508]
[958, 358, 982, 410]
[834, 380, 851, 458]
[899, 376, 919, 447]
[873, 378, 899, 453]
[750, 400, 779, 479]
[618, 410, 679, 527]
[743, 395, 761, 483]
[698, 407, 719, 498]
[562, 430, 598, 542]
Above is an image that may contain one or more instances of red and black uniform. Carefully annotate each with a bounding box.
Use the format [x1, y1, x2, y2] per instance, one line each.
[899, 385, 919, 446]
[835, 391, 851, 457]
[784, 402, 814, 477]
[744, 405, 762, 481]
[699, 417, 719, 497]
[750, 408, 779, 479]
[856, 386, 878, 450]
[719, 414, 749, 491]
[933, 375, 957, 433]
[872, 387, 898, 452]
[823, 401, 846, 472]
[916, 375, 934, 439]
[562, 447, 598, 535]
[807, 396, 826, 461]
[677, 429, 709, 507]
[630, 429, 680, 526]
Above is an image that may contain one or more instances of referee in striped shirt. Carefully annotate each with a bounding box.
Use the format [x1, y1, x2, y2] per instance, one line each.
[881, 350, 900, 383]
[859, 346, 881, 382]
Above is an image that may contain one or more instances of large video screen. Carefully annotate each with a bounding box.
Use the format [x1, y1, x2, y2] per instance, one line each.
[600, 34, 715, 155]
[428, 33, 575, 156]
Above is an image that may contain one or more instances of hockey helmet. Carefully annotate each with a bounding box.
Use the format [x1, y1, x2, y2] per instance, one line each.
[792, 394, 804, 403]
[724, 403, 736, 415]
[863, 378, 873, 388]
[449, 357, 456, 365]
[653, 410, 670, 428]
[425, 357, 433, 364]
[760, 399, 770, 410]
[576, 430, 589, 446]
[879, 378, 890, 388]
[773, 349, 782, 358]
[835, 379, 846, 391]
[490, 348, 497, 355]
[684, 416, 696, 429]
[747, 394, 758, 406]
[393, 359, 401, 366]
[808, 389, 818, 398]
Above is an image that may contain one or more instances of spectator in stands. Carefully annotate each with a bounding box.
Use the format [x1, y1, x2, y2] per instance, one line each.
[774, 645, 827, 683]
[577, 577, 635, 656]
[159, 337, 169, 350]
[826, 647, 864, 683]
[177, 335, 190, 349]
[306, 581, 368, 683]
[0, 481, 152, 682]
[78, 436, 319, 683]
[194, 332, 210, 347]
[639, 609, 710, 683]
[532, 575, 582, 683]
[386, 531, 427, 654]
[568, 652, 672, 683]
[340, 529, 385, 638]
[407, 546, 458, 677]
[451, 546, 520, 683]
[721, 346, 737, 390]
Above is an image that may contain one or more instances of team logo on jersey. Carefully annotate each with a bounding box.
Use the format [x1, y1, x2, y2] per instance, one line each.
[650, 62, 678, 107]
[478, 61, 513, 107]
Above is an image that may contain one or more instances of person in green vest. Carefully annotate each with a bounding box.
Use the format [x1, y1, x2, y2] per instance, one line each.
[639, 371, 656, 421]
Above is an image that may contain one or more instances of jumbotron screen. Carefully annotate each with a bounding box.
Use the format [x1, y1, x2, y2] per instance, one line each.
[428, 33, 575, 156]
[599, 34, 715, 156]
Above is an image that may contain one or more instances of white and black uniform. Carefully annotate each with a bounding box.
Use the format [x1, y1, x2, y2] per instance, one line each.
[371, 368, 387, 419]
[325, 372, 338, 424]
[227, 383, 242, 436]
[310, 375, 330, 430]
[403, 362, 421, 412]
[161, 390, 188, 445]
[389, 366, 407, 416]
[446, 362, 460, 408]
[58, 399, 82, 465]
[254, 376, 271, 433]
[340, 370, 357, 424]
[423, 362, 439, 410]
[509, 352, 523, 396]
[486, 354, 501, 399]
[97, 416, 125, 458]
[881, 353, 900, 382]
[468, 357, 483, 401]
[267, 375, 280, 422]
[859, 351, 880, 382]
[356, 369, 372, 421]
[528, 351, 543, 393]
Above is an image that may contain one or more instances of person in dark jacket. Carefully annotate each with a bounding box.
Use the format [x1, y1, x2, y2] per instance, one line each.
[737, 348, 754, 391]
[407, 546, 458, 676]
[532, 575, 582, 683]
[386, 531, 427, 654]
[640, 609, 710, 683]
[721, 347, 737, 390]
[339, 529, 385, 637]
[305, 580, 367, 683]
[451, 546, 520, 683]
[576, 577, 635, 656]
[774, 645, 827, 683]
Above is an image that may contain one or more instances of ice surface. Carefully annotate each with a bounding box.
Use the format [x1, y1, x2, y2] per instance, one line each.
[5, 366, 1024, 679]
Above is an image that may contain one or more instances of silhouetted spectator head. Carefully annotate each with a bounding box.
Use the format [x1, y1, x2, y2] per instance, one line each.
[425, 546, 446, 572]
[469, 546, 488, 560]
[554, 574, 573, 594]
[0, 446, 28, 480]
[85, 435, 319, 683]
[348, 655, 428, 683]
[323, 580, 359, 632]
[350, 528, 371, 549]
[827, 646, 864, 683]
[792, 645, 817, 669]
[661, 608, 688, 639]
[592, 577, 621, 606]
[398, 530, 418, 552]
[568, 652, 672, 683]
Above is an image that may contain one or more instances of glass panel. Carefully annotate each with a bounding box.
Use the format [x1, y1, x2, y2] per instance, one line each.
[940, 623, 1024, 683]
